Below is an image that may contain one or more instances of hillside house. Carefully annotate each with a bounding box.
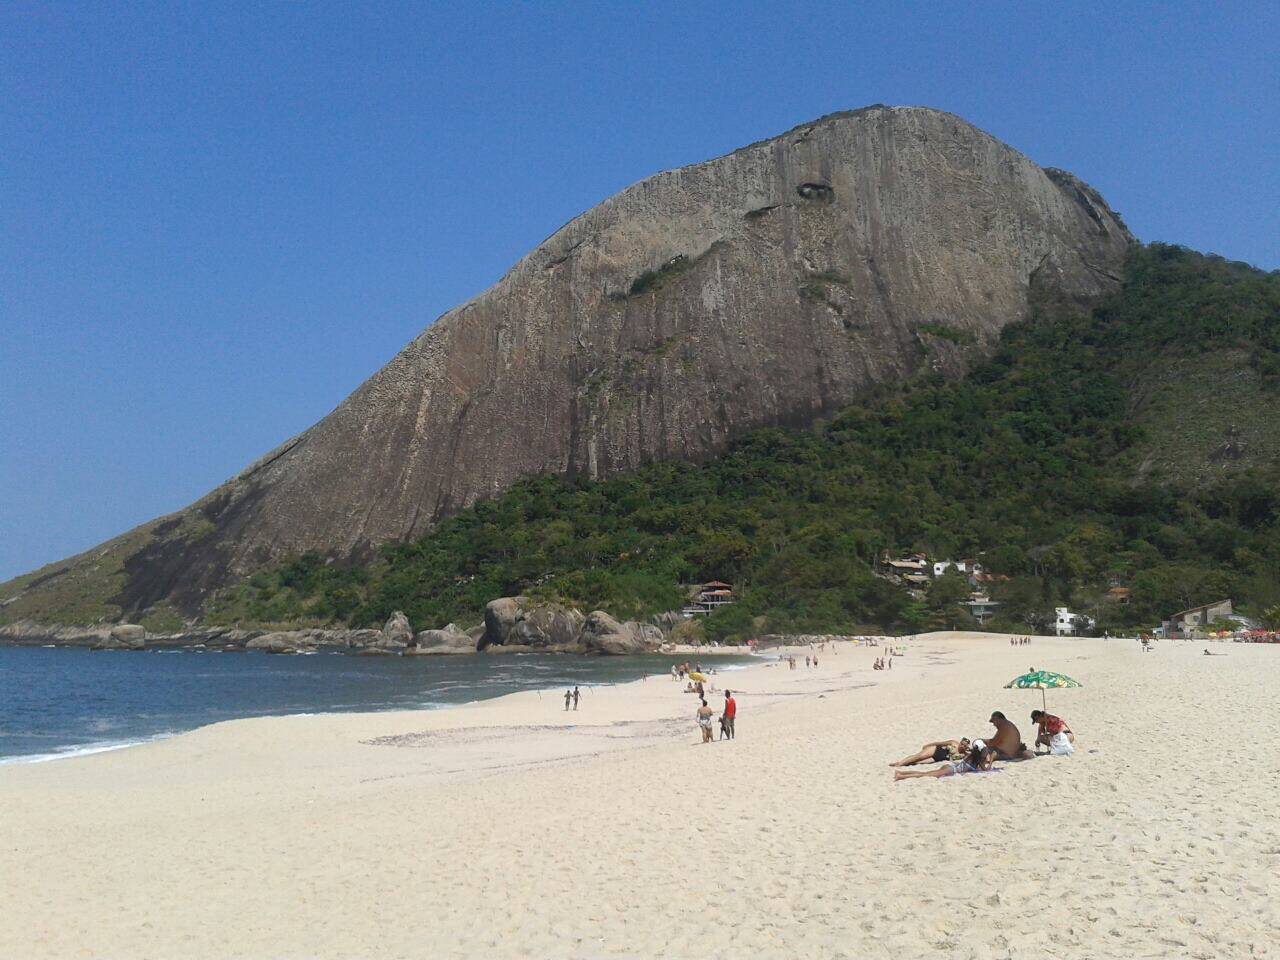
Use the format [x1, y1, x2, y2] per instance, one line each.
[965, 593, 1000, 625]
[1162, 599, 1234, 638]
[1054, 607, 1093, 636]
[1106, 587, 1132, 605]
[682, 581, 736, 618]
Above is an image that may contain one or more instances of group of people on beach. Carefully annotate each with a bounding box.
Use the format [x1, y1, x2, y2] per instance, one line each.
[695, 689, 736, 743]
[562, 686, 581, 711]
[872, 656, 892, 670]
[890, 708, 1075, 782]
[1009, 636, 1032, 646]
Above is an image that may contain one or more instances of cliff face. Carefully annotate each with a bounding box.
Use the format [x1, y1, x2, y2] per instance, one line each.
[3, 106, 1132, 621]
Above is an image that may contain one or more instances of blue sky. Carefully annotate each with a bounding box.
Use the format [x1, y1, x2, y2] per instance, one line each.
[2, 2, 1277, 581]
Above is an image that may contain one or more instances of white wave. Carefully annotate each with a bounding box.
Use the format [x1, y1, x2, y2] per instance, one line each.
[0, 733, 173, 765]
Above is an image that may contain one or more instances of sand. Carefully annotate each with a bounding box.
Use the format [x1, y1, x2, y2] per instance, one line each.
[2, 631, 1278, 959]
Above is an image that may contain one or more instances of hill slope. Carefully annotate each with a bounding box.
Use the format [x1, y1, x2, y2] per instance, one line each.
[206, 246, 1280, 637]
[1, 105, 1131, 624]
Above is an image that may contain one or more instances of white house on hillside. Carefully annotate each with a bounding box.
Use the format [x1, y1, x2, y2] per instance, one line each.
[1054, 606, 1094, 636]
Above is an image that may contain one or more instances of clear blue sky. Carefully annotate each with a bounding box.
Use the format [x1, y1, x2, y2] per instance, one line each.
[2, 2, 1277, 582]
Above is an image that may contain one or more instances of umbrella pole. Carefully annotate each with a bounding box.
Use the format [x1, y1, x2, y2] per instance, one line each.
[1042, 688, 1046, 711]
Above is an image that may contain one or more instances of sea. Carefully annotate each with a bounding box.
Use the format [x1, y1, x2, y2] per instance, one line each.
[0, 646, 754, 764]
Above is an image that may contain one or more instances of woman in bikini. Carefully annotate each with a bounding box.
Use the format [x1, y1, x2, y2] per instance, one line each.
[889, 737, 971, 768]
[893, 741, 996, 782]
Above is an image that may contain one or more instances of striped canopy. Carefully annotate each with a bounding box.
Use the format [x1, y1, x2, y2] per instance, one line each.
[1005, 670, 1082, 690]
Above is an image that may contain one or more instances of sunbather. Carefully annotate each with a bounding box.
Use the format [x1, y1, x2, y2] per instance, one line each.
[894, 741, 997, 781]
[889, 737, 971, 767]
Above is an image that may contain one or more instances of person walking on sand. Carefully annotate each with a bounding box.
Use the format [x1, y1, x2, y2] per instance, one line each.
[696, 698, 715, 743]
[572, 686, 580, 711]
[721, 689, 736, 740]
[564, 689, 571, 711]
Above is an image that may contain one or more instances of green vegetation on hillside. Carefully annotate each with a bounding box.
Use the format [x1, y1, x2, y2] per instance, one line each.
[207, 245, 1280, 639]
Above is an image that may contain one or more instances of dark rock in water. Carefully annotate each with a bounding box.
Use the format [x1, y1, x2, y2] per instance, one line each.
[4, 105, 1132, 620]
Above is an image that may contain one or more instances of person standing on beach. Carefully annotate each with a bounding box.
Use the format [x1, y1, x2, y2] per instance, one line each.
[564, 689, 572, 711]
[572, 686, 580, 711]
[696, 698, 715, 743]
[721, 690, 736, 740]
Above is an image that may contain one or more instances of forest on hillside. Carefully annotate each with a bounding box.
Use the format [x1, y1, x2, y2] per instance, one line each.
[208, 245, 1280, 639]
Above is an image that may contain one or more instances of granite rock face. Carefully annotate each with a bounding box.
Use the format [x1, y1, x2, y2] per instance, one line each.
[408, 624, 476, 655]
[7, 106, 1133, 618]
[579, 611, 665, 655]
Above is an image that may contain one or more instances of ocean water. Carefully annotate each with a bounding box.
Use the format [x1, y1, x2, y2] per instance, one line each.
[0, 646, 753, 763]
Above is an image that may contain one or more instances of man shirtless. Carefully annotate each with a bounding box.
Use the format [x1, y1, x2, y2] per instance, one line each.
[987, 711, 1034, 760]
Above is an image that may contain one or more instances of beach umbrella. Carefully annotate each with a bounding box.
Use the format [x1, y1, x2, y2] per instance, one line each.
[688, 672, 706, 682]
[1004, 669, 1082, 710]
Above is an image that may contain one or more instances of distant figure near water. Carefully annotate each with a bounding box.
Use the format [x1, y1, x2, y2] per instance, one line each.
[572, 686, 580, 711]
[564, 689, 571, 711]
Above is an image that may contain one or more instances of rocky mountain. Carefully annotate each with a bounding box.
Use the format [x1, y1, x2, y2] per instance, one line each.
[2, 105, 1131, 625]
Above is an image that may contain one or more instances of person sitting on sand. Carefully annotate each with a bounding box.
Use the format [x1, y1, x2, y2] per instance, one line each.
[890, 737, 971, 768]
[1030, 709, 1074, 755]
[987, 711, 1034, 760]
[696, 698, 715, 743]
[894, 740, 997, 782]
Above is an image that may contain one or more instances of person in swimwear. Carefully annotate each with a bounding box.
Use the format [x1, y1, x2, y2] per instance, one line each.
[894, 741, 996, 781]
[987, 711, 1034, 760]
[889, 737, 971, 768]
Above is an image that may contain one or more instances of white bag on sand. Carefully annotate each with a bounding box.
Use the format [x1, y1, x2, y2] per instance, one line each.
[1048, 731, 1074, 756]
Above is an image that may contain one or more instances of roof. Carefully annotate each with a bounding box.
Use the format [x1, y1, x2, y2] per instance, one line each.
[701, 580, 732, 589]
[1107, 587, 1131, 597]
[1169, 599, 1233, 620]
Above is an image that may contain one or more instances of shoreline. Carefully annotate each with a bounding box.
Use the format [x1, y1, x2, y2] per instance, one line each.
[6, 631, 1274, 959]
[0, 645, 768, 767]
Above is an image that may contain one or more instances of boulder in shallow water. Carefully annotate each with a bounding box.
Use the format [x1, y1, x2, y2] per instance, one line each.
[111, 624, 146, 648]
[376, 611, 414, 650]
[481, 597, 526, 649]
[579, 611, 663, 655]
[246, 631, 312, 654]
[408, 624, 476, 655]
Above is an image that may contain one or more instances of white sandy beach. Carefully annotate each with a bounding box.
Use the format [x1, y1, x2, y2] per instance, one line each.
[2, 631, 1278, 959]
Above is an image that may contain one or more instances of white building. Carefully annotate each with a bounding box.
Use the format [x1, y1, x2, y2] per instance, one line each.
[934, 559, 984, 579]
[1054, 606, 1094, 636]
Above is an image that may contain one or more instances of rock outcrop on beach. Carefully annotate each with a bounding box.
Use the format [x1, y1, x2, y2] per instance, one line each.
[408, 624, 475, 655]
[579, 611, 665, 656]
[0, 105, 1131, 624]
[480, 597, 585, 651]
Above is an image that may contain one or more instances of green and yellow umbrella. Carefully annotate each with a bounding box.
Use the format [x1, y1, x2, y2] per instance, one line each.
[1004, 670, 1082, 710]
